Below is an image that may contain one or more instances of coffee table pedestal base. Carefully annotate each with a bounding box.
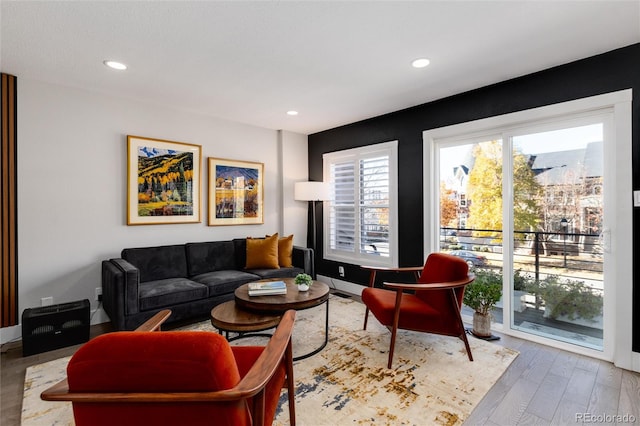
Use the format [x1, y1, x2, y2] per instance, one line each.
[210, 297, 329, 361]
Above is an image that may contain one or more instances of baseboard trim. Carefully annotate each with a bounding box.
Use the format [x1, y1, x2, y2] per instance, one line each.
[317, 275, 363, 297]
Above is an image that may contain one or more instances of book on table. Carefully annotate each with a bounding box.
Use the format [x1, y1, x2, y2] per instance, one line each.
[248, 280, 287, 296]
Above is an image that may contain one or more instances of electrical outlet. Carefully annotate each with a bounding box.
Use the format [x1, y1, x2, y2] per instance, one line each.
[95, 287, 102, 301]
[41, 296, 53, 306]
[338, 266, 345, 277]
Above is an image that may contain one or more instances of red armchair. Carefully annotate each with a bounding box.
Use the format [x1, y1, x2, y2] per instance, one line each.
[41, 310, 296, 426]
[361, 253, 475, 368]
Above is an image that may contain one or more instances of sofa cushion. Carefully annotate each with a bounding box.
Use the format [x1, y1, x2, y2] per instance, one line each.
[139, 278, 208, 311]
[247, 267, 304, 280]
[192, 270, 260, 296]
[122, 245, 188, 283]
[185, 241, 237, 277]
[232, 239, 248, 269]
[245, 234, 279, 269]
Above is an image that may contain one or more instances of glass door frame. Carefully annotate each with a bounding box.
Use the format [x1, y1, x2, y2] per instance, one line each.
[423, 90, 633, 368]
[504, 115, 608, 351]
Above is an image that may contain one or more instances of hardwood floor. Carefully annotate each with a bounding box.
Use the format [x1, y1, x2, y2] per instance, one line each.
[465, 333, 640, 425]
[1, 323, 112, 426]
[2, 299, 639, 426]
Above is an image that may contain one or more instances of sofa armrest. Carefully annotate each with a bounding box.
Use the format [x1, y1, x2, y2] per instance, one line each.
[292, 246, 314, 278]
[102, 258, 140, 330]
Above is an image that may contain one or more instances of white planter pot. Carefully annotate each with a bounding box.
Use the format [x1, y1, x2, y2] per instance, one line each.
[472, 312, 492, 337]
[297, 284, 310, 292]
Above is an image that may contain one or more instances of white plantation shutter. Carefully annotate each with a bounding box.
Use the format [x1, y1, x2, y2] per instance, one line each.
[329, 160, 355, 252]
[324, 141, 398, 267]
[360, 155, 390, 257]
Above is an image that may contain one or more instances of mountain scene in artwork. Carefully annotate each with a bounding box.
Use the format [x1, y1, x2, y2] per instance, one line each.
[214, 165, 259, 218]
[137, 147, 194, 216]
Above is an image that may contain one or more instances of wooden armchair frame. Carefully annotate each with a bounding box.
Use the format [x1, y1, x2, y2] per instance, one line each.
[41, 309, 296, 426]
[362, 263, 475, 368]
[134, 309, 172, 332]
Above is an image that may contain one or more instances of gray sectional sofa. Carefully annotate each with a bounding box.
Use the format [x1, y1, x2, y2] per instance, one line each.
[102, 238, 314, 330]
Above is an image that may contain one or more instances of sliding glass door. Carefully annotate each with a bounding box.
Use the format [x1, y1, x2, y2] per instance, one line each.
[509, 121, 604, 350]
[435, 115, 608, 353]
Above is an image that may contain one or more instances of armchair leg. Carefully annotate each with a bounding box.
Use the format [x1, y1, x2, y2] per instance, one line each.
[387, 289, 404, 369]
[388, 324, 398, 369]
[285, 339, 296, 426]
[449, 289, 473, 362]
[363, 269, 379, 331]
[363, 308, 370, 330]
[460, 332, 473, 362]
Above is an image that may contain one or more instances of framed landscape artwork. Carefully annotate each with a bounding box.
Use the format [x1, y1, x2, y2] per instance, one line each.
[208, 157, 264, 225]
[127, 135, 202, 225]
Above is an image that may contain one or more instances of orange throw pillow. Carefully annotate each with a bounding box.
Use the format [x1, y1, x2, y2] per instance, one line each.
[246, 233, 280, 269]
[276, 234, 293, 268]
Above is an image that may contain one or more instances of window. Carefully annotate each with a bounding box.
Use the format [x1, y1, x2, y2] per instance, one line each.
[323, 141, 398, 267]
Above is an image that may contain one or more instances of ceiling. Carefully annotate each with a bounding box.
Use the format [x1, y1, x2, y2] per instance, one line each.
[2, 1, 639, 135]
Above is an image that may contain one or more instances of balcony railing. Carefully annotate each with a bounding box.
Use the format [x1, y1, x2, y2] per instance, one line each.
[440, 227, 603, 350]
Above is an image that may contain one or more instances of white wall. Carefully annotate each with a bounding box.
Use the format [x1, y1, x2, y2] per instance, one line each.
[0, 79, 309, 343]
[279, 130, 310, 246]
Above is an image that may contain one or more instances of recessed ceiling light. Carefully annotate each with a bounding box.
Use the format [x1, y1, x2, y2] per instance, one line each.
[411, 58, 431, 68]
[103, 60, 127, 70]
[287, 110, 299, 116]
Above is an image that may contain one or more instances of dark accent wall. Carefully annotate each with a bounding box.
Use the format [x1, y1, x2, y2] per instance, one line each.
[308, 43, 640, 352]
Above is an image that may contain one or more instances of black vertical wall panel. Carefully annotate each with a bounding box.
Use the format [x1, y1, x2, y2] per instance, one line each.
[308, 43, 640, 352]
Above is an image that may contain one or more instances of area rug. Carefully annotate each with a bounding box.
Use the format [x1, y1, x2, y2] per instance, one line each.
[22, 295, 518, 426]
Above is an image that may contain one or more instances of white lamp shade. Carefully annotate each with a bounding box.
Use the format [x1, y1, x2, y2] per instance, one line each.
[294, 181, 330, 201]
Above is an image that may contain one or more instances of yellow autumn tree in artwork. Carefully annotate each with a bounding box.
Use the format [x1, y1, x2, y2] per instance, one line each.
[136, 150, 195, 216]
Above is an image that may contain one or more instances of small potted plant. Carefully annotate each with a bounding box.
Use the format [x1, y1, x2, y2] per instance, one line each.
[295, 273, 313, 292]
[463, 269, 502, 337]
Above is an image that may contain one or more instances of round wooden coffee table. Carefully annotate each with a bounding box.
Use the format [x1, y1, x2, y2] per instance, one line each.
[211, 278, 330, 361]
[210, 301, 281, 340]
[235, 278, 330, 313]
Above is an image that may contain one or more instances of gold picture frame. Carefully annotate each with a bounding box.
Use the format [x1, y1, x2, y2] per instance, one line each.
[208, 157, 264, 226]
[127, 135, 202, 225]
